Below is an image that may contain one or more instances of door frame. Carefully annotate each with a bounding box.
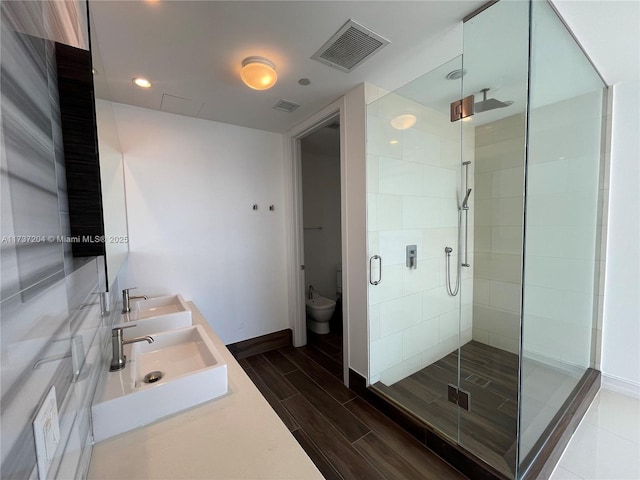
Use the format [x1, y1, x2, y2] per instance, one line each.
[284, 97, 348, 381]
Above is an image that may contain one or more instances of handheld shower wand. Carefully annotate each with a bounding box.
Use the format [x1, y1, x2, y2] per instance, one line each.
[462, 188, 472, 210]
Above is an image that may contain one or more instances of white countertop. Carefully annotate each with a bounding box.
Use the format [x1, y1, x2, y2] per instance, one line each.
[88, 302, 323, 479]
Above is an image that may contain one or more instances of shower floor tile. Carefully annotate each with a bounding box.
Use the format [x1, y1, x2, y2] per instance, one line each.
[373, 340, 520, 477]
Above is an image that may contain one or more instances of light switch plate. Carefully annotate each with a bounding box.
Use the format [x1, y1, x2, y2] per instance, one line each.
[33, 386, 60, 480]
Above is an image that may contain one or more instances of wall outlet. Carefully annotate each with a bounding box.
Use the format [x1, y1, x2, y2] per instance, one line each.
[33, 386, 60, 480]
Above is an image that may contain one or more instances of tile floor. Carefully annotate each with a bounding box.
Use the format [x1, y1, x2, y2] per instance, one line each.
[550, 388, 640, 480]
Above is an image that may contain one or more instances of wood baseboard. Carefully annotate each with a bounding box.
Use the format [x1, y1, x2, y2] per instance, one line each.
[226, 329, 292, 360]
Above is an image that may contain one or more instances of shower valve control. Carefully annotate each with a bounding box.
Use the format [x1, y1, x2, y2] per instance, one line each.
[406, 245, 417, 269]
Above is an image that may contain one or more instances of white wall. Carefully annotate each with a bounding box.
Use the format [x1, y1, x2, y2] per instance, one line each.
[602, 80, 640, 396]
[522, 90, 604, 369]
[113, 103, 288, 345]
[343, 84, 369, 378]
[96, 99, 128, 284]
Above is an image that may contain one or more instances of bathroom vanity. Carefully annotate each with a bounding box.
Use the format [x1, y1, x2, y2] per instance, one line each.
[87, 303, 322, 479]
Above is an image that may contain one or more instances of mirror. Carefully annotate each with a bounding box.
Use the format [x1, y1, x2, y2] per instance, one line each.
[89, 9, 129, 288]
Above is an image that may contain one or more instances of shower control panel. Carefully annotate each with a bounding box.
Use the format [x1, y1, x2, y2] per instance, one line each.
[406, 245, 417, 269]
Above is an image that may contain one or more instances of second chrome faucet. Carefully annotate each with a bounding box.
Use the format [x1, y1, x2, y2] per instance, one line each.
[121, 287, 148, 314]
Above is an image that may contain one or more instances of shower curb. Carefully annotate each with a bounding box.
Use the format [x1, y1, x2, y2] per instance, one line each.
[349, 368, 600, 480]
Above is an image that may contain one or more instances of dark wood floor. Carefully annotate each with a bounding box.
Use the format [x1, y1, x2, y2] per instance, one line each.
[374, 341, 519, 477]
[239, 331, 466, 480]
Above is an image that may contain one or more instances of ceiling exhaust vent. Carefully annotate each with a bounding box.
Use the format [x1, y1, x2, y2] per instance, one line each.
[311, 19, 390, 73]
[273, 99, 300, 113]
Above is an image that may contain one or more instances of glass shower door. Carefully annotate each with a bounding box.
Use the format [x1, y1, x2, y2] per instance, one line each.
[366, 57, 464, 443]
[458, 1, 530, 477]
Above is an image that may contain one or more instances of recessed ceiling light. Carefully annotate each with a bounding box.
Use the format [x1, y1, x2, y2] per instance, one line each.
[446, 69, 466, 80]
[390, 139, 399, 145]
[391, 114, 417, 130]
[133, 77, 152, 88]
[298, 78, 311, 86]
[241, 57, 277, 90]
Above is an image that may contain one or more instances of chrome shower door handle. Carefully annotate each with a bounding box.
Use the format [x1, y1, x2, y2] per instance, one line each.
[369, 255, 382, 285]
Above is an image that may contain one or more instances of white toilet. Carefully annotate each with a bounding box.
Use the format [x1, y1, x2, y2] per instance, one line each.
[305, 266, 341, 334]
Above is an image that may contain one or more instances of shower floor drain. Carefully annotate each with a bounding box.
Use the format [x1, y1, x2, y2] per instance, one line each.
[465, 373, 491, 388]
[143, 371, 164, 384]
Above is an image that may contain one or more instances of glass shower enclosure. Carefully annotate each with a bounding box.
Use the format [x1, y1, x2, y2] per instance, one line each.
[366, 1, 606, 478]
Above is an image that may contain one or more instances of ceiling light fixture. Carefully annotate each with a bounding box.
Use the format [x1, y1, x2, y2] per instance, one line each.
[133, 77, 151, 88]
[391, 114, 417, 130]
[241, 56, 277, 90]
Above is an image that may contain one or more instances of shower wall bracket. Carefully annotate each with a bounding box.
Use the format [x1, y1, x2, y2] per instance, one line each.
[450, 95, 474, 122]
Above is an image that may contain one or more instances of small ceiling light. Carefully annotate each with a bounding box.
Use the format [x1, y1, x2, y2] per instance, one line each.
[446, 69, 466, 80]
[390, 139, 399, 145]
[133, 77, 151, 88]
[241, 56, 277, 90]
[298, 78, 311, 86]
[391, 114, 417, 130]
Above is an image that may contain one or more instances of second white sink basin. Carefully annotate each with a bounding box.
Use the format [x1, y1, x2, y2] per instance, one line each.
[134, 295, 190, 319]
[92, 325, 228, 442]
[115, 295, 192, 337]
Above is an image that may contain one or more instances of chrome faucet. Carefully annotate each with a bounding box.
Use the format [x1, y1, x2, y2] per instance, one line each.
[308, 285, 314, 299]
[110, 325, 154, 371]
[121, 287, 148, 314]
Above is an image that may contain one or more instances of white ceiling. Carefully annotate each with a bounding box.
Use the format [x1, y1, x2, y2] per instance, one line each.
[89, 0, 483, 132]
[552, 0, 640, 85]
[90, 1, 639, 134]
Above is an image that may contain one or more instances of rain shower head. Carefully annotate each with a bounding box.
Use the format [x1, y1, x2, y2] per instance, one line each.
[474, 88, 512, 113]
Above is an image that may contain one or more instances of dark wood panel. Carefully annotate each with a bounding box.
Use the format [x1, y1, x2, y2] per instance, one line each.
[291, 428, 343, 480]
[283, 370, 369, 443]
[262, 349, 298, 375]
[55, 42, 105, 258]
[243, 367, 299, 432]
[284, 349, 356, 404]
[282, 395, 385, 480]
[226, 329, 292, 360]
[245, 354, 296, 400]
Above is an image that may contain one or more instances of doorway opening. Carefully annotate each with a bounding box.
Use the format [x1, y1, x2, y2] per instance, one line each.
[298, 116, 344, 375]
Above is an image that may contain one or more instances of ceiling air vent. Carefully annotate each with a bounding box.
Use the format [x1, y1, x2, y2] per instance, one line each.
[273, 99, 300, 113]
[311, 19, 390, 73]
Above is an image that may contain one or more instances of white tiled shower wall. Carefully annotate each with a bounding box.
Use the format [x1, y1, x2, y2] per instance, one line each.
[522, 91, 604, 369]
[366, 88, 474, 386]
[472, 114, 525, 355]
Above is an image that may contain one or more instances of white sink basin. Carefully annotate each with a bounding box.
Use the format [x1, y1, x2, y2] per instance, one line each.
[91, 325, 228, 442]
[115, 295, 192, 337]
